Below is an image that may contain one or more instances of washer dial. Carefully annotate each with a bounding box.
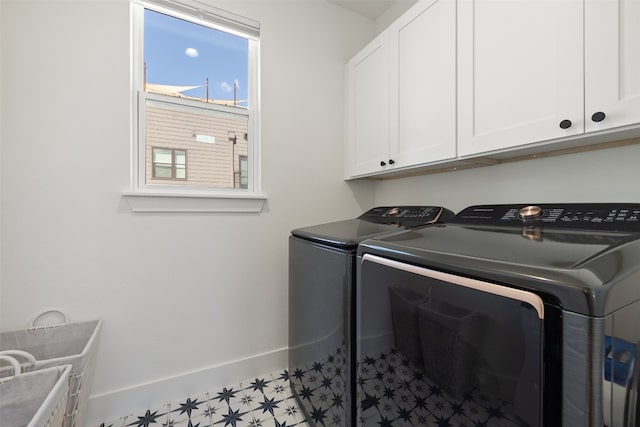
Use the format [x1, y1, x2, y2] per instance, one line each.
[519, 205, 543, 219]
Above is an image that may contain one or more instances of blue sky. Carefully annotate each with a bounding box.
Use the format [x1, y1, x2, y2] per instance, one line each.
[144, 9, 248, 104]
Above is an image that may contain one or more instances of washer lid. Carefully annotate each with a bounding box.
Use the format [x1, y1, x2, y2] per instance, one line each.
[359, 204, 640, 316]
[373, 224, 636, 269]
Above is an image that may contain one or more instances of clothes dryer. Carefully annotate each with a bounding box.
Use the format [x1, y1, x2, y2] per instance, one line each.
[289, 206, 454, 426]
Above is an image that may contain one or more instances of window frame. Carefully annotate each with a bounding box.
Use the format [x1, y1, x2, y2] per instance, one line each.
[127, 0, 265, 213]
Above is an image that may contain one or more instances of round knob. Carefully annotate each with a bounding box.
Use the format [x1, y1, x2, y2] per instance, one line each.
[519, 205, 543, 219]
[389, 159, 395, 165]
[591, 111, 606, 122]
[380, 161, 386, 167]
[559, 119, 572, 129]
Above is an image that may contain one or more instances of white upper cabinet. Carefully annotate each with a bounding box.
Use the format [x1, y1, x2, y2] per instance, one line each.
[345, 32, 390, 177]
[389, 0, 457, 168]
[457, 0, 584, 157]
[345, 0, 456, 178]
[585, 0, 640, 133]
[346, 0, 640, 179]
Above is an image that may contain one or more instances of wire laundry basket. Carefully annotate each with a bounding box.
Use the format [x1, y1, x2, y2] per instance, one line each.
[0, 357, 72, 427]
[0, 310, 102, 427]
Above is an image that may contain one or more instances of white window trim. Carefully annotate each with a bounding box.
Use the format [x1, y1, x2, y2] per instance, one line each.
[125, 0, 265, 213]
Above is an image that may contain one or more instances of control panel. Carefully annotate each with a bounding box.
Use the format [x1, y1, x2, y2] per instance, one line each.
[452, 204, 640, 231]
[359, 206, 454, 227]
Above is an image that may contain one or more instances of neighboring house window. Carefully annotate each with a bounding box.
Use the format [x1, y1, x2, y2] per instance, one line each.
[239, 155, 248, 189]
[152, 148, 186, 180]
[131, 0, 260, 194]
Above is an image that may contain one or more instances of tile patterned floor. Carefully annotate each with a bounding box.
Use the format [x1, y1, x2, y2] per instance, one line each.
[357, 347, 527, 427]
[289, 344, 348, 427]
[94, 371, 311, 427]
[290, 345, 527, 427]
[93, 350, 528, 427]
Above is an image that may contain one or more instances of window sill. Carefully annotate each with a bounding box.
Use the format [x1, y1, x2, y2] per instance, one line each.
[123, 191, 267, 213]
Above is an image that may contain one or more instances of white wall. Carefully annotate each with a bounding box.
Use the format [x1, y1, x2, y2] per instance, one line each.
[372, 142, 640, 211]
[0, 0, 375, 423]
[3, 0, 639, 424]
[375, 0, 417, 34]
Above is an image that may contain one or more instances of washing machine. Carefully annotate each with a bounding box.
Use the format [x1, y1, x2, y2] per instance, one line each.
[356, 203, 640, 427]
[288, 206, 454, 427]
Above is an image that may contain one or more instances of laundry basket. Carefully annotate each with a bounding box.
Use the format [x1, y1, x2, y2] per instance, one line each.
[0, 362, 72, 427]
[0, 310, 102, 427]
[418, 299, 485, 399]
[389, 287, 429, 367]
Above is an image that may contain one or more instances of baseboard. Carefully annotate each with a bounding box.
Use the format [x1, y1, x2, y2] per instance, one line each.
[85, 347, 288, 425]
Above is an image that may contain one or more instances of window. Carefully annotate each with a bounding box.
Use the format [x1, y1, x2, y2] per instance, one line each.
[239, 155, 248, 189]
[152, 148, 186, 180]
[130, 0, 263, 210]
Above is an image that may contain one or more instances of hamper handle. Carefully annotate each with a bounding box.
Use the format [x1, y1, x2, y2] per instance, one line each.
[0, 355, 22, 378]
[29, 309, 69, 330]
[0, 350, 37, 366]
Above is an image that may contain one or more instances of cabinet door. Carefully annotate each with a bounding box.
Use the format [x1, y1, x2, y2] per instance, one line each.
[345, 33, 390, 178]
[457, 0, 584, 157]
[585, 0, 640, 133]
[389, 0, 456, 166]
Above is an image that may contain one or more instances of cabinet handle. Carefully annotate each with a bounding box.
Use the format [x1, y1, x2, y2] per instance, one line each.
[591, 112, 606, 123]
[389, 159, 395, 165]
[559, 119, 572, 129]
[380, 161, 386, 167]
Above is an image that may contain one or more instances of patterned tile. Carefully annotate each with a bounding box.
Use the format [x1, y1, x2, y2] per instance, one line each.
[94, 349, 528, 427]
[95, 371, 308, 427]
[213, 386, 245, 408]
[289, 342, 350, 427]
[239, 388, 266, 412]
[356, 348, 527, 427]
[97, 418, 127, 427]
